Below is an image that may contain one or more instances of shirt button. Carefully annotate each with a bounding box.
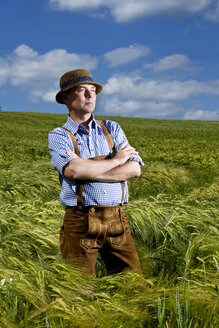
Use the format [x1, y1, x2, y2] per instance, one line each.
[104, 191, 106, 194]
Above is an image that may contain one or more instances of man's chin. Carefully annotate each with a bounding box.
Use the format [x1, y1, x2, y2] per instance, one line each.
[84, 105, 95, 112]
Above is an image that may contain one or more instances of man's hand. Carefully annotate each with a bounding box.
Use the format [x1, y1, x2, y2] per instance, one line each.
[113, 141, 140, 166]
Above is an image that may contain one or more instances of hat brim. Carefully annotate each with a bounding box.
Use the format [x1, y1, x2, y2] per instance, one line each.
[56, 81, 103, 104]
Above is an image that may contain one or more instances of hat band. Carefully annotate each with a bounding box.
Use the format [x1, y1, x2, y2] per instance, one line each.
[61, 76, 93, 90]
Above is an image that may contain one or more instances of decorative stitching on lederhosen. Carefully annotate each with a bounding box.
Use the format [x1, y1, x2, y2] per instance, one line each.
[63, 120, 125, 207]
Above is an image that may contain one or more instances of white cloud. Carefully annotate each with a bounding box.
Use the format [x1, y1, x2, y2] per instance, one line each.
[1, 44, 219, 120]
[103, 75, 219, 101]
[101, 97, 180, 117]
[0, 59, 9, 86]
[49, 0, 212, 23]
[42, 90, 58, 103]
[0, 44, 99, 102]
[104, 44, 150, 67]
[112, 0, 211, 22]
[144, 54, 195, 72]
[183, 109, 219, 120]
[10, 45, 98, 86]
[14, 44, 38, 59]
[205, 0, 219, 22]
[31, 89, 57, 103]
[101, 74, 219, 119]
[49, 0, 106, 11]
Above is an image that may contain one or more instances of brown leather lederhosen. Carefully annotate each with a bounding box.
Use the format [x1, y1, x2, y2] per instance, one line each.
[60, 121, 141, 275]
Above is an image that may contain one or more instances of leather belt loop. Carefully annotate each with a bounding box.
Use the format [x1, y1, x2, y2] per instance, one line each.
[76, 183, 84, 209]
[121, 182, 125, 206]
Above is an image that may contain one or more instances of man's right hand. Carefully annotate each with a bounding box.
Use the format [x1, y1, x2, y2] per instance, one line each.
[113, 140, 140, 166]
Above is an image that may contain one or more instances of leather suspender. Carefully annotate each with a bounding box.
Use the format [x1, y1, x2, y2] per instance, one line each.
[63, 121, 125, 206]
[97, 120, 114, 153]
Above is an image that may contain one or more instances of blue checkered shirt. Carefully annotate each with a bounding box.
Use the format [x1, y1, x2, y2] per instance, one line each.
[48, 115, 143, 207]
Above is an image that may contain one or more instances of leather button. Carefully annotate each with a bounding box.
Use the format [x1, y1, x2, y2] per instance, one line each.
[115, 207, 119, 212]
[78, 205, 82, 210]
[90, 207, 95, 212]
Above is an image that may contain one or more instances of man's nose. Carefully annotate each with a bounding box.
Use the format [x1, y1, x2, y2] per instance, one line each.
[85, 89, 92, 98]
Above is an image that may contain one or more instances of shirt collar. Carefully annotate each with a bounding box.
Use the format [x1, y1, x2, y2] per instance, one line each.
[63, 114, 100, 134]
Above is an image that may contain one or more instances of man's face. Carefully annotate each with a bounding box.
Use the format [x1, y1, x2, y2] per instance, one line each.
[63, 84, 97, 115]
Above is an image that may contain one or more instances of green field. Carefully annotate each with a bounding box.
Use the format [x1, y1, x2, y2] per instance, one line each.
[0, 111, 218, 327]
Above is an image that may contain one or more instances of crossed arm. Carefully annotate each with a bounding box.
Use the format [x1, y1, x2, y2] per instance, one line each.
[64, 141, 141, 182]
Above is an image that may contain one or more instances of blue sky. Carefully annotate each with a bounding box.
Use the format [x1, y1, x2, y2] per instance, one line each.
[0, 0, 219, 120]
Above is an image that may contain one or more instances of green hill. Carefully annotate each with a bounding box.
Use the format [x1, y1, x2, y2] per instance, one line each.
[0, 112, 218, 327]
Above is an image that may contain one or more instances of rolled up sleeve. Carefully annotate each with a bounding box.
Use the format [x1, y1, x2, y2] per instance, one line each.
[48, 128, 75, 175]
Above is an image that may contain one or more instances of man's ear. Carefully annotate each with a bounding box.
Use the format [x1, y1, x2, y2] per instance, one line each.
[62, 93, 68, 105]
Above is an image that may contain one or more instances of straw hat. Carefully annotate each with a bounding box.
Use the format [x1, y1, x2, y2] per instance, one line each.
[56, 69, 103, 104]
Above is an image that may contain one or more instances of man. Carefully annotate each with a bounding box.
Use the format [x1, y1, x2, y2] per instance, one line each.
[48, 69, 143, 276]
